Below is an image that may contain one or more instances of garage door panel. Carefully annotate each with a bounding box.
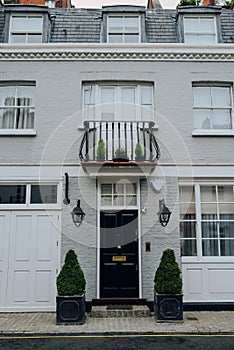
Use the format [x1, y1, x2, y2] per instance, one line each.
[36, 215, 54, 262]
[14, 215, 32, 262]
[0, 210, 60, 311]
[35, 270, 52, 302]
[0, 213, 9, 307]
[209, 268, 234, 294]
[12, 270, 30, 303]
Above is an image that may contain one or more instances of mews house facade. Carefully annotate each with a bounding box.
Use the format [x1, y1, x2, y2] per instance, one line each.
[0, 0, 234, 312]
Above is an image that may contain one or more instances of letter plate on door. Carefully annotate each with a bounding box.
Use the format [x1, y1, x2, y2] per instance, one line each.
[112, 256, 126, 262]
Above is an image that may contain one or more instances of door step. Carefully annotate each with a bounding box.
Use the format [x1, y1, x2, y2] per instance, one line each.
[90, 305, 151, 318]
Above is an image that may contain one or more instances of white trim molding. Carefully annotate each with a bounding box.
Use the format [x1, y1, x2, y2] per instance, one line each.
[0, 44, 233, 61]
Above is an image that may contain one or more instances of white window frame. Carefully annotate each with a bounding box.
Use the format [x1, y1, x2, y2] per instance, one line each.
[183, 15, 218, 45]
[82, 83, 154, 123]
[107, 14, 141, 43]
[192, 83, 234, 136]
[0, 183, 60, 210]
[180, 182, 234, 261]
[100, 181, 138, 210]
[0, 82, 36, 135]
[9, 14, 43, 44]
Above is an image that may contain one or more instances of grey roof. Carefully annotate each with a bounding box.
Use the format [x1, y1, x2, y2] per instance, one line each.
[0, 6, 233, 44]
[220, 9, 234, 43]
[146, 9, 177, 43]
[50, 8, 102, 43]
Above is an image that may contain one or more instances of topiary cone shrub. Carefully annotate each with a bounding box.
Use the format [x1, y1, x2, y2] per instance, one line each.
[57, 249, 86, 296]
[154, 249, 182, 295]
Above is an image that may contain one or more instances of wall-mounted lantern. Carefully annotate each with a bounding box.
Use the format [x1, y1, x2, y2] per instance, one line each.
[158, 199, 171, 227]
[71, 200, 85, 227]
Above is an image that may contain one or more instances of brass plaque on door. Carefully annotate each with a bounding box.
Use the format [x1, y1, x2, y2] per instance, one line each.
[112, 256, 126, 262]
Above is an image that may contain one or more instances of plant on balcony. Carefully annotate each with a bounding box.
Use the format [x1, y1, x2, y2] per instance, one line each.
[56, 249, 86, 325]
[135, 143, 144, 161]
[154, 249, 183, 322]
[178, 0, 198, 5]
[96, 139, 106, 162]
[113, 148, 129, 162]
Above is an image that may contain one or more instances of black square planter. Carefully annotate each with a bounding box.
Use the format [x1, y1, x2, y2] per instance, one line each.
[154, 293, 183, 322]
[56, 295, 86, 325]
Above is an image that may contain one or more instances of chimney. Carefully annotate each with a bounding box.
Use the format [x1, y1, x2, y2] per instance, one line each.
[147, 0, 162, 9]
[202, 0, 215, 5]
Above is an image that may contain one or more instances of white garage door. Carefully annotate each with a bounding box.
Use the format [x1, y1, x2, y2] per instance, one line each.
[0, 211, 60, 312]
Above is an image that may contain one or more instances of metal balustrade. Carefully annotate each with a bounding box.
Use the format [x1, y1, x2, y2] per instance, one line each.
[79, 121, 160, 162]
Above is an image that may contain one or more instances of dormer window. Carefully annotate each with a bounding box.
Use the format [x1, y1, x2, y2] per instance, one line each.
[183, 15, 217, 44]
[107, 14, 140, 43]
[9, 14, 43, 43]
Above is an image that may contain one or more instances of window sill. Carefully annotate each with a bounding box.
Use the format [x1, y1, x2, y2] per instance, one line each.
[0, 130, 37, 136]
[192, 130, 234, 137]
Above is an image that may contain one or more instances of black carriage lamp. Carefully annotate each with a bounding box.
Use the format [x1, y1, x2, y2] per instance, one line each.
[158, 199, 172, 227]
[71, 200, 85, 227]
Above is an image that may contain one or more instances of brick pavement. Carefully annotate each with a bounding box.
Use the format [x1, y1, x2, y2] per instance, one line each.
[0, 311, 234, 335]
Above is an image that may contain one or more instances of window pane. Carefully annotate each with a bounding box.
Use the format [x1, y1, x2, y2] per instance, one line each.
[202, 221, 218, 238]
[121, 87, 135, 120]
[199, 34, 216, 44]
[0, 185, 26, 204]
[30, 185, 57, 204]
[212, 87, 230, 107]
[27, 16, 43, 31]
[181, 240, 197, 256]
[184, 17, 199, 32]
[185, 34, 199, 44]
[202, 239, 218, 256]
[218, 186, 234, 202]
[220, 220, 234, 238]
[11, 16, 26, 31]
[108, 34, 123, 43]
[101, 88, 115, 120]
[115, 183, 124, 194]
[200, 17, 215, 32]
[219, 204, 234, 215]
[17, 86, 34, 106]
[0, 109, 15, 128]
[179, 186, 195, 203]
[126, 195, 137, 206]
[27, 34, 42, 43]
[180, 221, 196, 238]
[126, 182, 137, 194]
[0, 86, 15, 106]
[124, 34, 139, 43]
[200, 186, 216, 202]
[11, 34, 27, 43]
[193, 87, 211, 107]
[101, 184, 112, 195]
[124, 16, 139, 32]
[220, 240, 234, 256]
[101, 196, 112, 206]
[141, 86, 152, 106]
[213, 110, 232, 129]
[84, 85, 95, 105]
[108, 16, 123, 32]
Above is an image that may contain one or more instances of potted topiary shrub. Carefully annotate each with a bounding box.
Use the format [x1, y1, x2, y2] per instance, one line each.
[154, 249, 183, 322]
[56, 249, 86, 325]
[96, 139, 106, 162]
[178, 0, 198, 5]
[134, 142, 144, 161]
[113, 148, 129, 162]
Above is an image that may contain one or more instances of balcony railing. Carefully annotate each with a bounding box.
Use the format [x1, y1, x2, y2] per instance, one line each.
[79, 121, 160, 163]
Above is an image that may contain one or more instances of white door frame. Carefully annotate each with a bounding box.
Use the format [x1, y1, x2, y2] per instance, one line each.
[96, 178, 142, 299]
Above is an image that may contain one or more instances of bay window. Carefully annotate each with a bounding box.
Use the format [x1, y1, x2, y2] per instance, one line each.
[180, 184, 234, 257]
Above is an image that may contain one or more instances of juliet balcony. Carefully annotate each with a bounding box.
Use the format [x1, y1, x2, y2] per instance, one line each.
[79, 121, 160, 176]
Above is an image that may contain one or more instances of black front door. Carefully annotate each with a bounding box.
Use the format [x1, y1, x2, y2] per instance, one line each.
[100, 210, 139, 298]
